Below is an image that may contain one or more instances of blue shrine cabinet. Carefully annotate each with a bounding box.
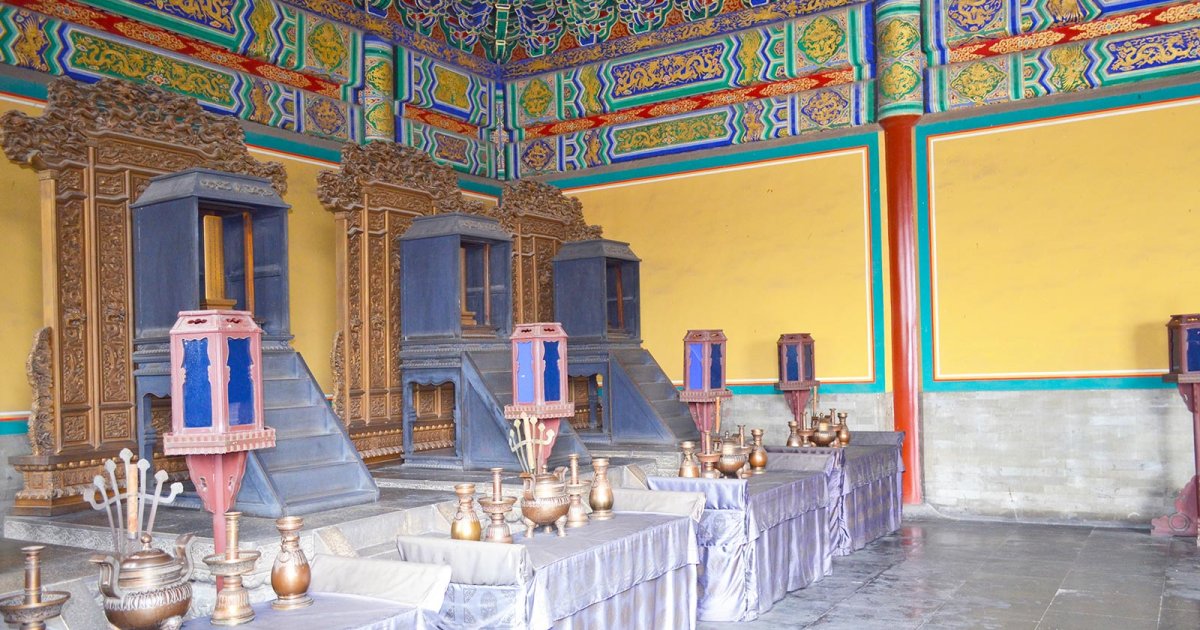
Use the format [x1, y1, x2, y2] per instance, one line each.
[553, 240, 698, 444]
[130, 168, 376, 517]
[400, 213, 589, 468]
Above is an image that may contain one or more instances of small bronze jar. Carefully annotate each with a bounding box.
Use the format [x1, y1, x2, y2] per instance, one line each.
[786, 421, 802, 447]
[271, 516, 313, 610]
[678, 441, 701, 478]
[450, 483, 483, 541]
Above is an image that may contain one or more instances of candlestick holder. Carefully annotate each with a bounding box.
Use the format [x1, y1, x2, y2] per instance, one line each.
[479, 468, 517, 544]
[0, 546, 70, 630]
[203, 512, 260, 626]
[270, 516, 313, 611]
[566, 454, 590, 528]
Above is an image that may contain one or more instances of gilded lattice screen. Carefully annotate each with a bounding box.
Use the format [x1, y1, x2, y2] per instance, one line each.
[1, 78, 285, 515]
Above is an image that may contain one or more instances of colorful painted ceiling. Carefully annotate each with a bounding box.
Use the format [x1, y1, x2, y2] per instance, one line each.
[0, 0, 1199, 178]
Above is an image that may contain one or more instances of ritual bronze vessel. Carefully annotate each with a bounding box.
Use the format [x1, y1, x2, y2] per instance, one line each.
[565, 454, 590, 528]
[811, 419, 838, 447]
[786, 421, 803, 448]
[521, 470, 570, 537]
[203, 512, 260, 626]
[270, 516, 313, 611]
[450, 483, 483, 541]
[716, 441, 747, 478]
[678, 441, 701, 478]
[479, 468, 517, 544]
[0, 546, 70, 630]
[836, 412, 851, 447]
[92, 533, 194, 630]
[588, 457, 615, 520]
[749, 428, 768, 474]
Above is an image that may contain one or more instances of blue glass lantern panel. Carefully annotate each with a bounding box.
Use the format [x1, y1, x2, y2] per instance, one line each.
[803, 343, 815, 381]
[516, 341, 535, 403]
[686, 343, 704, 390]
[1187, 329, 1200, 372]
[785, 345, 799, 382]
[709, 343, 723, 389]
[182, 338, 213, 429]
[543, 341, 561, 402]
[227, 337, 255, 426]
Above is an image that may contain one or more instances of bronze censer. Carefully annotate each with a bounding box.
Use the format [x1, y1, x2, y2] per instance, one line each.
[508, 415, 570, 537]
[0, 546, 70, 630]
[85, 449, 194, 630]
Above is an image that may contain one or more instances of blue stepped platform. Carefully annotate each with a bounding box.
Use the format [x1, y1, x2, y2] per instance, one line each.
[174, 350, 379, 518]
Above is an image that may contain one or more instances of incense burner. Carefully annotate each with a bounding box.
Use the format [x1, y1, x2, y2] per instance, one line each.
[520, 471, 570, 537]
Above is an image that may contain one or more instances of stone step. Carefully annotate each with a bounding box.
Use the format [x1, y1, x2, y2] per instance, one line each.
[257, 433, 352, 470]
[263, 377, 315, 406]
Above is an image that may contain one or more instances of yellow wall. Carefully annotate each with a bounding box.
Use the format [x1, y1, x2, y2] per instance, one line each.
[567, 146, 882, 385]
[928, 97, 1200, 379]
[0, 100, 47, 412]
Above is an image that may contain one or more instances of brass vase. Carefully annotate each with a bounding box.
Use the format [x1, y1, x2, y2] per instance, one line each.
[678, 441, 701, 478]
[749, 428, 768, 474]
[93, 533, 194, 630]
[786, 421, 802, 447]
[588, 457, 614, 520]
[811, 420, 838, 447]
[450, 483, 483, 541]
[1, 546, 70, 630]
[270, 516, 313, 611]
[836, 412, 851, 446]
[566, 454, 590, 528]
[480, 468, 517, 544]
[520, 471, 570, 537]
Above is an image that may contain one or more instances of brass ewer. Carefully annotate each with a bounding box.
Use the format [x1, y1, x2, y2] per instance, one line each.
[450, 483, 483, 541]
[749, 428, 768, 474]
[588, 457, 614, 520]
[565, 454, 590, 528]
[678, 441, 701, 478]
[0, 546, 70, 630]
[479, 468, 517, 543]
[270, 516, 313, 611]
[203, 512, 260, 626]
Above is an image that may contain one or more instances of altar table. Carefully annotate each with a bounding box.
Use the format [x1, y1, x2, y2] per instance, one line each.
[768, 430, 904, 555]
[181, 593, 428, 630]
[396, 509, 699, 630]
[646, 470, 832, 622]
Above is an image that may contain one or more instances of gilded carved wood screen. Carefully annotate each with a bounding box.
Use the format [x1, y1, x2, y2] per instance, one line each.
[2, 78, 286, 515]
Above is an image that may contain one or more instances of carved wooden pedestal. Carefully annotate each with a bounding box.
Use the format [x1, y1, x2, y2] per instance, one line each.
[1152, 381, 1200, 538]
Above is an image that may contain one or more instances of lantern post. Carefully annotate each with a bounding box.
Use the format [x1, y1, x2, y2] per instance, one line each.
[680, 329, 732, 435]
[164, 310, 276, 559]
[1154, 314, 1200, 539]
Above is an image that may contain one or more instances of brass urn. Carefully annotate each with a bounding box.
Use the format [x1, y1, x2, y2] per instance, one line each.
[91, 533, 194, 630]
[811, 419, 838, 447]
[678, 441, 701, 478]
[520, 470, 570, 537]
[450, 483, 483, 541]
[716, 441, 747, 478]
[270, 516, 313, 611]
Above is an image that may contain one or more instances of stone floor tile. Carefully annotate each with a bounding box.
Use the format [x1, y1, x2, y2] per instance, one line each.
[1045, 590, 1162, 620]
[1058, 569, 1165, 598]
[1158, 606, 1200, 630]
[808, 603, 931, 630]
[975, 558, 1074, 580]
[1036, 610, 1158, 630]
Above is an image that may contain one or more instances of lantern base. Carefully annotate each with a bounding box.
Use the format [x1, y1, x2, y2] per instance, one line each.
[1152, 475, 1199, 537]
[164, 428, 276, 455]
[679, 389, 732, 403]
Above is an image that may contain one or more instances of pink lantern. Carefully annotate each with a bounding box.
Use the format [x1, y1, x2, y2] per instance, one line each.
[164, 310, 275, 559]
[777, 333, 819, 425]
[679, 329, 732, 434]
[504, 323, 572, 469]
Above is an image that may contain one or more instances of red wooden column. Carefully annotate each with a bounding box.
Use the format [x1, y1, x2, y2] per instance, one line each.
[882, 115, 923, 504]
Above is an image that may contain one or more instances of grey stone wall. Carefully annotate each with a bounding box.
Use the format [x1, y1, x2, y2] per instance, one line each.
[0, 432, 30, 515]
[722, 392, 893, 445]
[922, 388, 1194, 525]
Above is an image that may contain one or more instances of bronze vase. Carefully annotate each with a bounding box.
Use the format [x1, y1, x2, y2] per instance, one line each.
[749, 428, 768, 474]
[588, 457, 614, 520]
[678, 441, 701, 478]
[786, 421, 802, 447]
[836, 412, 851, 446]
[450, 483, 483, 541]
[270, 516, 313, 611]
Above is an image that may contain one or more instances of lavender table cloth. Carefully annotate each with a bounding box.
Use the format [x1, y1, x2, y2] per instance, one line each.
[182, 593, 427, 630]
[647, 472, 832, 622]
[396, 512, 699, 630]
[768, 431, 904, 555]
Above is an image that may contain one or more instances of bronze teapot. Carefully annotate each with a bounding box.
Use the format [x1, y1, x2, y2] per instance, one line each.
[91, 533, 194, 630]
[520, 469, 570, 537]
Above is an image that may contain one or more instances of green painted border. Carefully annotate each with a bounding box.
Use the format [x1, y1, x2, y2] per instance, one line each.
[0, 73, 501, 196]
[551, 131, 889, 395]
[0, 418, 28, 436]
[915, 81, 1200, 392]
